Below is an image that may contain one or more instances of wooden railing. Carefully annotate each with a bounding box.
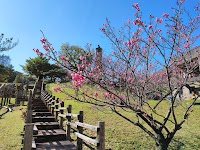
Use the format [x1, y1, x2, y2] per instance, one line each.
[41, 90, 105, 150]
[23, 90, 34, 150]
[23, 77, 40, 150]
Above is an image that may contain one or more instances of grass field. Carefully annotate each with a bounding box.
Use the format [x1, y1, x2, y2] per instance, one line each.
[0, 83, 199, 150]
[0, 98, 25, 150]
[47, 83, 200, 150]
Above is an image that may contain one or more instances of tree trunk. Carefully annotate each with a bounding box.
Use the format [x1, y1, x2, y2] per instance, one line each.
[155, 134, 169, 150]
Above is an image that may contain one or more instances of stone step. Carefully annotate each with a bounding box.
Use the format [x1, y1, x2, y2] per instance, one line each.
[33, 109, 49, 112]
[32, 101, 44, 104]
[34, 122, 60, 130]
[33, 106, 48, 110]
[33, 116, 55, 123]
[32, 99, 42, 101]
[34, 129, 66, 143]
[32, 103, 45, 106]
[32, 101, 45, 104]
[32, 112, 52, 117]
[36, 140, 76, 150]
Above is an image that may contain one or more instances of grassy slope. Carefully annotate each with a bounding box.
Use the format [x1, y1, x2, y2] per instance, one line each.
[47, 83, 200, 150]
[0, 98, 25, 150]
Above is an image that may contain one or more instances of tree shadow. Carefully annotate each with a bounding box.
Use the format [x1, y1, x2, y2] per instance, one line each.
[194, 102, 200, 105]
[0, 109, 9, 118]
[169, 139, 185, 150]
[169, 135, 200, 150]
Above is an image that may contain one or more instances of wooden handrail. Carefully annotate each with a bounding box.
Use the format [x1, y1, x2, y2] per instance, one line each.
[75, 122, 99, 131]
[75, 132, 98, 146]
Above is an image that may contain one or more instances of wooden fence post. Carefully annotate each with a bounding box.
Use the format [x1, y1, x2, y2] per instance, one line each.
[77, 111, 84, 150]
[8, 93, 11, 104]
[49, 96, 55, 111]
[97, 121, 105, 150]
[0, 90, 3, 106]
[59, 101, 64, 128]
[26, 91, 33, 123]
[15, 86, 18, 105]
[66, 105, 72, 140]
[51, 98, 55, 115]
[23, 123, 34, 150]
[55, 98, 59, 120]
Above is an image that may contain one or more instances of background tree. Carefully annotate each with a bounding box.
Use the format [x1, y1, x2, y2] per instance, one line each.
[6, 65, 20, 82]
[22, 56, 52, 77]
[22, 56, 69, 82]
[35, 1, 200, 149]
[44, 64, 70, 82]
[0, 64, 9, 82]
[60, 43, 93, 70]
[0, 64, 20, 82]
[0, 54, 11, 67]
[0, 33, 18, 52]
[0, 33, 18, 82]
[14, 72, 25, 83]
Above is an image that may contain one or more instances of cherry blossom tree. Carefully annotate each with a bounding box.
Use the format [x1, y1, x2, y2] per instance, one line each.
[34, 1, 200, 149]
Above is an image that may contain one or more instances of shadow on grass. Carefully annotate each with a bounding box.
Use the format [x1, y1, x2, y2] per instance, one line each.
[194, 102, 200, 105]
[169, 135, 200, 150]
[0, 109, 9, 118]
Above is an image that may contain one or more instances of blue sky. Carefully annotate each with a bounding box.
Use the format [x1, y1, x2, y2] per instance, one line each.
[0, 0, 199, 73]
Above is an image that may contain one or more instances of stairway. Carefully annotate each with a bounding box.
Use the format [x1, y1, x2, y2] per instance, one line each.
[32, 98, 76, 149]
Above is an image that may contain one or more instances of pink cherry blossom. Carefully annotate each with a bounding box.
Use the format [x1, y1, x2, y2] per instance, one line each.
[43, 45, 49, 51]
[80, 56, 84, 60]
[100, 28, 105, 32]
[133, 18, 143, 26]
[108, 58, 112, 63]
[52, 87, 59, 93]
[162, 13, 169, 17]
[155, 17, 163, 23]
[103, 92, 111, 98]
[40, 38, 46, 44]
[148, 25, 153, 29]
[184, 43, 190, 49]
[94, 92, 98, 97]
[59, 55, 69, 61]
[58, 99, 64, 103]
[132, 3, 140, 11]
[71, 72, 84, 88]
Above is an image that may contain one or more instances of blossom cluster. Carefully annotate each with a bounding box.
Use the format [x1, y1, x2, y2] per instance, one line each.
[71, 72, 84, 88]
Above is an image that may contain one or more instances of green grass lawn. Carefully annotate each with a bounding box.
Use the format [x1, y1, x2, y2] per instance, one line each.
[47, 83, 200, 150]
[0, 98, 25, 150]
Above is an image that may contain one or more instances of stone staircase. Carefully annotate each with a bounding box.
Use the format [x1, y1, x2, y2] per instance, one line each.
[31, 95, 76, 149]
[23, 77, 105, 150]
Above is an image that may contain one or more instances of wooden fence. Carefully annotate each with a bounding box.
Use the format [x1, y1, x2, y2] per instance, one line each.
[0, 84, 15, 106]
[41, 89, 105, 150]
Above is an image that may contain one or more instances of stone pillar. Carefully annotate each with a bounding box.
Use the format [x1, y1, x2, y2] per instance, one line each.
[95, 45, 102, 70]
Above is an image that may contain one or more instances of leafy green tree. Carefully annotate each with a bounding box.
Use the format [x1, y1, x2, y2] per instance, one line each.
[0, 54, 11, 67]
[44, 64, 70, 82]
[0, 64, 9, 81]
[22, 56, 52, 77]
[14, 72, 24, 83]
[60, 43, 93, 70]
[0, 63, 21, 83]
[0, 33, 18, 82]
[7, 67, 21, 82]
